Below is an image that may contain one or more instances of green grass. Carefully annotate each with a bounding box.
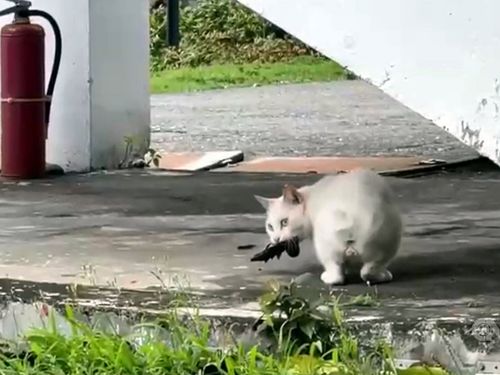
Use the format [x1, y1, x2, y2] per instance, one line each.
[0, 285, 453, 375]
[150, 56, 349, 94]
[0, 309, 450, 375]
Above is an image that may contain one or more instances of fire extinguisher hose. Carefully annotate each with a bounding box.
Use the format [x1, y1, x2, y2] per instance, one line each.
[23, 9, 62, 127]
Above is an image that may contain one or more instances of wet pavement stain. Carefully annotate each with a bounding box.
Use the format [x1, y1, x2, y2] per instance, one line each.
[0, 278, 180, 313]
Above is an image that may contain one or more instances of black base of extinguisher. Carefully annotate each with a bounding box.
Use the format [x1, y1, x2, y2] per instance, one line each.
[0, 163, 64, 179]
[45, 163, 64, 176]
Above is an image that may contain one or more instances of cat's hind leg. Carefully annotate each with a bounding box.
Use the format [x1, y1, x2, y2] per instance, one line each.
[358, 210, 402, 284]
[313, 233, 346, 286]
[360, 261, 393, 284]
[359, 240, 399, 284]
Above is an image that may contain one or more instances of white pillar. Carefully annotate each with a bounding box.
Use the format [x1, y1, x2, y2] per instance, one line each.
[0, 0, 150, 172]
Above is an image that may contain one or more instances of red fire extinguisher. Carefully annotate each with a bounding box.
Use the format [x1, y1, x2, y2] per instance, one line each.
[0, 0, 61, 179]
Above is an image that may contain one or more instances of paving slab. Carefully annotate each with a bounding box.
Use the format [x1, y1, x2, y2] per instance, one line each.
[221, 155, 422, 173]
[0, 166, 499, 326]
[158, 150, 243, 171]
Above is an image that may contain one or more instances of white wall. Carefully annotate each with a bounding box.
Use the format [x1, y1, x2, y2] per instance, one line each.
[89, 0, 150, 169]
[239, 0, 500, 165]
[0, 0, 150, 172]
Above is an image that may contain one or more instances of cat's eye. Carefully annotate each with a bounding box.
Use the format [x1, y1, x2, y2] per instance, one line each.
[280, 218, 288, 228]
[267, 223, 274, 231]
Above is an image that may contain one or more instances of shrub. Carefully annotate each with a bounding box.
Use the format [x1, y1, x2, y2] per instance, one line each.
[150, 0, 322, 72]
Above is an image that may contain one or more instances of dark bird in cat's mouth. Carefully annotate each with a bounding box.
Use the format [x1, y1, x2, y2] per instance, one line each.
[250, 237, 300, 262]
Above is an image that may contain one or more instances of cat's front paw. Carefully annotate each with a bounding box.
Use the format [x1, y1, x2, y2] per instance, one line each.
[320, 271, 345, 285]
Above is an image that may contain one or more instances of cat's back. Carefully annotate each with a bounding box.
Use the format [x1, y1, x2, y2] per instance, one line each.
[306, 170, 401, 242]
[310, 169, 395, 208]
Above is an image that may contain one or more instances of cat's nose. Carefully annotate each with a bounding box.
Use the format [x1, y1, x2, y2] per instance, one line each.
[272, 237, 280, 244]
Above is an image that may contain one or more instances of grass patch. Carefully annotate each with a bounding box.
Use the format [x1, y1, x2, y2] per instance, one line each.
[149, 0, 353, 94]
[0, 281, 450, 375]
[150, 56, 348, 94]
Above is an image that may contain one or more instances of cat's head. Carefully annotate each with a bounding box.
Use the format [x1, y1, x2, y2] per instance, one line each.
[254, 185, 310, 244]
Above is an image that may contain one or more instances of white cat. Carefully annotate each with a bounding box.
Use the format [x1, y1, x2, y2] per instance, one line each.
[254, 169, 402, 285]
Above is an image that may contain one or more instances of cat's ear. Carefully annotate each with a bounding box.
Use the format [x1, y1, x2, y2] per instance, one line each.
[282, 184, 303, 205]
[254, 195, 271, 210]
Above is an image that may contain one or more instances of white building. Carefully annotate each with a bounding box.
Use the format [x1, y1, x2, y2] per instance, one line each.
[239, 0, 500, 166]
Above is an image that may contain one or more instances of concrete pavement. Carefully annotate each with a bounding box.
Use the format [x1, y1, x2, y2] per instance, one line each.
[0, 166, 499, 321]
[151, 81, 479, 161]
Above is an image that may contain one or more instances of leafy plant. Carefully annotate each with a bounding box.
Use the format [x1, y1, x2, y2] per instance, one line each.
[145, 148, 162, 168]
[119, 136, 161, 169]
[257, 280, 341, 354]
[256, 280, 407, 375]
[150, 0, 324, 72]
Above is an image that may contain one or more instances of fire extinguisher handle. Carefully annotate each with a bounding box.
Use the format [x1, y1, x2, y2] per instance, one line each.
[0, 0, 31, 18]
[0, 5, 22, 17]
[4, 0, 31, 8]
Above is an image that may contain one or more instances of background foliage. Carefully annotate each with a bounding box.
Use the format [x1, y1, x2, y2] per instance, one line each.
[150, 0, 324, 72]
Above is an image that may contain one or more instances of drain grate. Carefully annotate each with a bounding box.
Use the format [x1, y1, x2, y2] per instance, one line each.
[395, 358, 500, 375]
[477, 360, 500, 375]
